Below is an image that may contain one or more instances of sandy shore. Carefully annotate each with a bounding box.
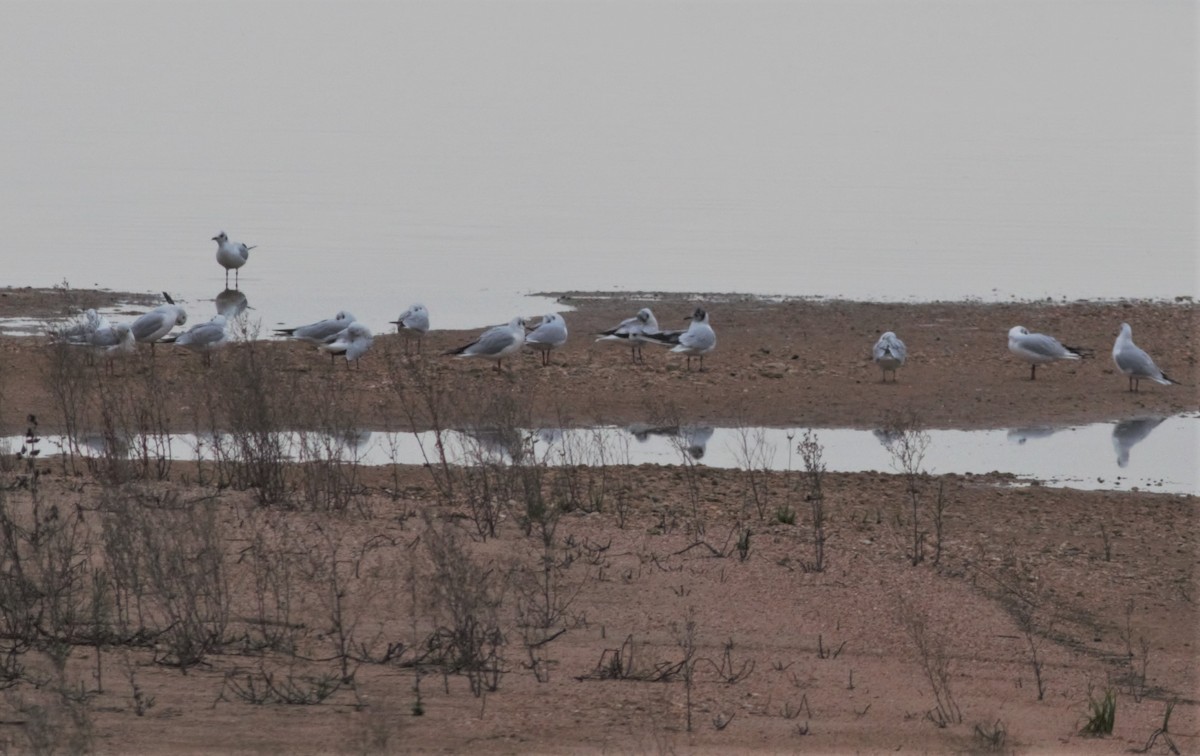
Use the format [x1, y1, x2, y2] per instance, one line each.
[0, 288, 1196, 753]
[2, 288, 1196, 434]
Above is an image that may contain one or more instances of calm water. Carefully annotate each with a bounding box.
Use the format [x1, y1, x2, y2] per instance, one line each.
[1, 2, 1195, 334]
[13, 415, 1197, 495]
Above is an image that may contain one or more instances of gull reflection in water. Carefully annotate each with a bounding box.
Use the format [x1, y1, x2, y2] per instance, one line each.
[872, 428, 902, 449]
[1006, 426, 1062, 445]
[341, 429, 373, 452]
[79, 432, 130, 458]
[457, 427, 535, 464]
[628, 424, 714, 459]
[1111, 417, 1166, 468]
[215, 288, 249, 319]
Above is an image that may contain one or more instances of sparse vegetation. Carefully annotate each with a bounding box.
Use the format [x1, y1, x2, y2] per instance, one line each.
[797, 430, 827, 572]
[881, 412, 933, 567]
[0, 300, 1193, 753]
[1079, 686, 1117, 736]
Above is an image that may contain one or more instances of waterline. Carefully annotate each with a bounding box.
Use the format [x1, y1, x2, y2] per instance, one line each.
[10, 414, 1196, 495]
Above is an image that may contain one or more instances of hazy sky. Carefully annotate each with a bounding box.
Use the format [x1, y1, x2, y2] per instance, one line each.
[1, 1, 1195, 328]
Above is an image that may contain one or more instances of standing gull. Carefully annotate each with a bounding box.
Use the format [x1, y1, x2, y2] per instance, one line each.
[275, 311, 356, 343]
[1112, 322, 1178, 392]
[524, 313, 568, 366]
[212, 231, 256, 288]
[131, 295, 188, 355]
[320, 322, 374, 369]
[872, 331, 907, 383]
[54, 309, 110, 342]
[446, 317, 527, 372]
[390, 303, 430, 353]
[167, 315, 228, 366]
[1007, 326, 1087, 380]
[644, 308, 716, 371]
[595, 308, 661, 363]
[72, 323, 136, 373]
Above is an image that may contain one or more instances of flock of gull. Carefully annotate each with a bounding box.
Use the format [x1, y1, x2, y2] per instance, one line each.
[51, 231, 1181, 392]
[873, 323, 1178, 392]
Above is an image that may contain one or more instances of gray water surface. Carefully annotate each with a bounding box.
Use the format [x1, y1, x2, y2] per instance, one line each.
[1, 2, 1195, 335]
[13, 415, 1197, 495]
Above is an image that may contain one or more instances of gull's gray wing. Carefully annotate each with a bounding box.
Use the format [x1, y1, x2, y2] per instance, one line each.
[296, 319, 351, 342]
[599, 315, 640, 337]
[1114, 343, 1160, 377]
[86, 326, 123, 348]
[874, 334, 906, 362]
[679, 326, 715, 352]
[872, 338, 889, 362]
[179, 322, 225, 348]
[527, 319, 567, 348]
[131, 310, 171, 342]
[1020, 332, 1071, 359]
[466, 326, 518, 357]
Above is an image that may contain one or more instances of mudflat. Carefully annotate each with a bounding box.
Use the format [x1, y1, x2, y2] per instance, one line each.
[1, 288, 1196, 433]
[0, 288, 1195, 754]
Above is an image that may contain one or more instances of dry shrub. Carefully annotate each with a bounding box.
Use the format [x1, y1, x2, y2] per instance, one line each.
[420, 513, 506, 696]
[99, 486, 230, 669]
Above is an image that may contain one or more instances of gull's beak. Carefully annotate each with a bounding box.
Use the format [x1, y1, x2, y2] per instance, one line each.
[211, 235, 220, 241]
[246, 245, 257, 250]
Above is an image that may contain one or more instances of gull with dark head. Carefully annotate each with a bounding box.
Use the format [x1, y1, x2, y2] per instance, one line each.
[524, 313, 568, 366]
[872, 331, 907, 383]
[643, 307, 715, 371]
[446, 317, 527, 372]
[212, 231, 256, 288]
[1007, 326, 1087, 380]
[1112, 322, 1178, 392]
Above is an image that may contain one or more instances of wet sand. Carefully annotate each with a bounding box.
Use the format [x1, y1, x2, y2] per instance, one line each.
[2, 288, 1196, 434]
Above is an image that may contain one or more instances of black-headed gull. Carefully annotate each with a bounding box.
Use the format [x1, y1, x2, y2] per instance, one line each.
[274, 311, 356, 344]
[212, 231, 256, 289]
[1007, 326, 1087, 380]
[595, 307, 661, 363]
[73, 322, 136, 373]
[644, 308, 715, 371]
[320, 322, 374, 369]
[131, 296, 188, 355]
[872, 331, 907, 383]
[1112, 322, 1178, 392]
[168, 315, 228, 366]
[524, 313, 568, 366]
[446, 317, 527, 372]
[390, 303, 430, 353]
[55, 308, 110, 342]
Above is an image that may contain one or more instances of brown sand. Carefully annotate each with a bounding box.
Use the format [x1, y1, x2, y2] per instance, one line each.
[2, 288, 1197, 433]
